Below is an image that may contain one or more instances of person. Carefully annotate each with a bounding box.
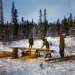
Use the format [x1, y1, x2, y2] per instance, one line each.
[29, 35, 34, 48]
[59, 33, 65, 57]
[41, 38, 52, 58]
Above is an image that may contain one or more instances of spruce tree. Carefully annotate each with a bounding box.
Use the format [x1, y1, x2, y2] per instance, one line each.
[38, 9, 43, 38]
[21, 17, 24, 25]
[11, 1, 15, 24]
[56, 19, 60, 36]
[61, 16, 69, 35]
[39, 9, 42, 25]
[68, 13, 73, 28]
[11, 1, 18, 40]
[43, 9, 48, 37]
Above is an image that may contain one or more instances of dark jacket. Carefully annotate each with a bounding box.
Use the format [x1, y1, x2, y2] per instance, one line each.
[29, 36, 33, 45]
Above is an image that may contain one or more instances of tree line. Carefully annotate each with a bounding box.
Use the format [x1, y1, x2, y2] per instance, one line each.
[0, 1, 75, 42]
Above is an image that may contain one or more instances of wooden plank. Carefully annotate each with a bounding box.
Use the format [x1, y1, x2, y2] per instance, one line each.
[45, 55, 75, 62]
[19, 48, 49, 50]
[18, 48, 56, 53]
[18, 48, 48, 52]
[10, 47, 56, 57]
[10, 47, 50, 51]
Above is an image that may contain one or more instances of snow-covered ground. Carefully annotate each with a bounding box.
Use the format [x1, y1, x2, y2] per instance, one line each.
[0, 36, 75, 75]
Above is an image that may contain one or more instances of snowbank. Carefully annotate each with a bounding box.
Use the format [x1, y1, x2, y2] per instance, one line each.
[0, 36, 75, 75]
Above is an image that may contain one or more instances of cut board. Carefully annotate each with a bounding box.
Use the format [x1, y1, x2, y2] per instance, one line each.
[18, 47, 56, 53]
[45, 55, 75, 62]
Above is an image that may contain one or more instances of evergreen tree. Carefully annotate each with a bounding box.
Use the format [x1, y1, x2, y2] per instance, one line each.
[68, 13, 73, 27]
[44, 9, 46, 22]
[61, 16, 69, 35]
[0, 0, 4, 41]
[69, 16, 75, 37]
[38, 9, 43, 38]
[14, 9, 18, 24]
[56, 19, 60, 35]
[39, 9, 42, 25]
[14, 9, 18, 37]
[11, 2, 18, 25]
[11, 1, 15, 24]
[11, 1, 18, 39]
[43, 9, 48, 36]
[32, 18, 34, 25]
[21, 17, 24, 25]
[48, 23, 57, 37]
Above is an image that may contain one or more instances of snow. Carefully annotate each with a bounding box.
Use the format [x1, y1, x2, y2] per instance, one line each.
[0, 36, 75, 75]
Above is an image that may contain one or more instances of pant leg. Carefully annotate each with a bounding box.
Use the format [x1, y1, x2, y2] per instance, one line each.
[61, 49, 64, 57]
[29, 44, 33, 48]
[59, 49, 64, 57]
[31, 45, 32, 48]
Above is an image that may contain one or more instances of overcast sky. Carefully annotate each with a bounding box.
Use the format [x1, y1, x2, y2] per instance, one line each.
[2, 0, 75, 23]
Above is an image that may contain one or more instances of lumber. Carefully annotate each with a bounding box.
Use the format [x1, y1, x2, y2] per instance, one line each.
[45, 55, 75, 62]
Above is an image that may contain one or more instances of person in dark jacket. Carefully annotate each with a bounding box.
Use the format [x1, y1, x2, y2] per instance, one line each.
[29, 35, 33, 48]
[59, 34, 65, 57]
[41, 38, 52, 58]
